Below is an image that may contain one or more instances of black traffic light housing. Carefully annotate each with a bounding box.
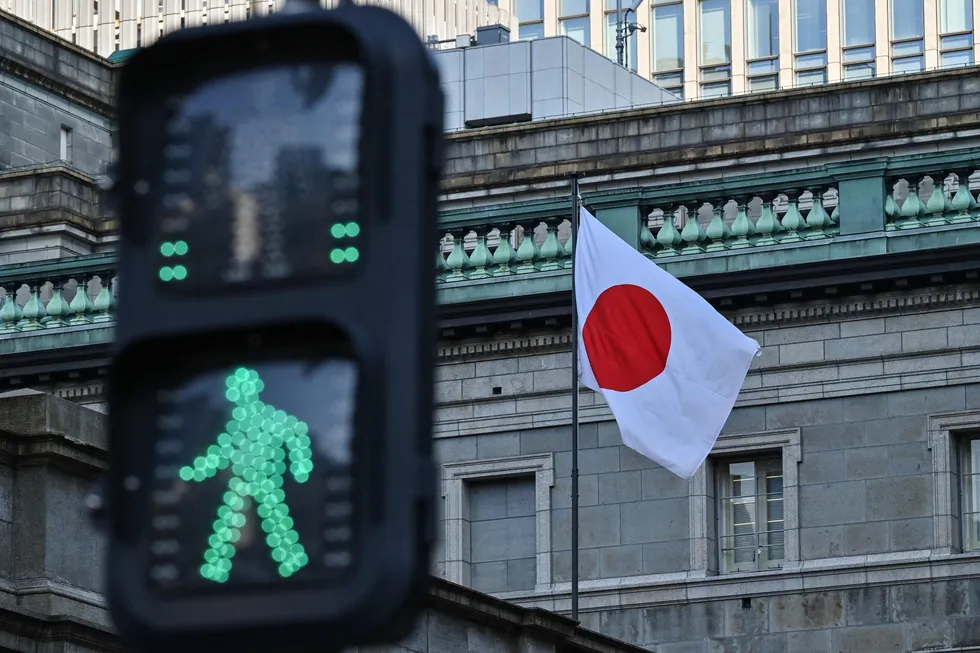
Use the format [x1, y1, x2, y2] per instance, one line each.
[105, 3, 443, 652]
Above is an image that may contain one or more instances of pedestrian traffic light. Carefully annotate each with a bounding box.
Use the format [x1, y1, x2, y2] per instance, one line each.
[104, 2, 443, 652]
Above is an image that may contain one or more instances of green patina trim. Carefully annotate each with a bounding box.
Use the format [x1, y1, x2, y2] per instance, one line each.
[0, 323, 114, 356]
[107, 48, 140, 63]
[0, 252, 116, 283]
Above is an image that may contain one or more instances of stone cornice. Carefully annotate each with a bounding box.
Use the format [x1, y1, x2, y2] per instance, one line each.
[436, 282, 980, 360]
[0, 601, 124, 653]
[0, 49, 114, 118]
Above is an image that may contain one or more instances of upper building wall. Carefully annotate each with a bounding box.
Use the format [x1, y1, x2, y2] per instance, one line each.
[434, 35, 679, 130]
[3, 0, 516, 59]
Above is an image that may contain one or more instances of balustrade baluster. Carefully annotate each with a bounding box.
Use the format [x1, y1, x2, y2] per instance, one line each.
[492, 223, 519, 276]
[729, 195, 755, 249]
[515, 222, 540, 274]
[92, 274, 115, 323]
[654, 204, 683, 256]
[949, 168, 978, 223]
[679, 202, 707, 255]
[923, 173, 952, 226]
[69, 276, 95, 324]
[704, 198, 732, 252]
[560, 220, 574, 269]
[896, 177, 925, 229]
[44, 279, 70, 328]
[639, 211, 657, 256]
[755, 193, 780, 246]
[20, 284, 45, 331]
[538, 218, 566, 272]
[804, 187, 831, 239]
[444, 229, 471, 282]
[467, 226, 496, 279]
[0, 288, 20, 334]
[779, 190, 805, 243]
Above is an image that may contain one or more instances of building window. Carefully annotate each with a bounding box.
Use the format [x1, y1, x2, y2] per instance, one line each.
[794, 0, 828, 85]
[689, 428, 801, 576]
[842, 0, 876, 79]
[606, 0, 639, 71]
[59, 126, 74, 163]
[699, 0, 732, 98]
[651, 0, 685, 96]
[939, 0, 974, 68]
[516, 0, 545, 40]
[560, 0, 591, 47]
[717, 457, 785, 572]
[890, 0, 925, 73]
[746, 0, 779, 92]
[961, 435, 980, 552]
[440, 453, 555, 593]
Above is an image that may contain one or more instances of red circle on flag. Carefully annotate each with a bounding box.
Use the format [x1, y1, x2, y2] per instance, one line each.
[582, 284, 672, 392]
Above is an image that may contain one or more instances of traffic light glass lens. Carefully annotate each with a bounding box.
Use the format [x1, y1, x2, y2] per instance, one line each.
[152, 61, 365, 293]
[147, 359, 358, 592]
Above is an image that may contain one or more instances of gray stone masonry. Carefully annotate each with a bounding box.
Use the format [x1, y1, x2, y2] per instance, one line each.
[430, 283, 980, 650]
[0, 387, 117, 653]
[573, 579, 980, 652]
[1, 12, 115, 176]
[442, 67, 980, 190]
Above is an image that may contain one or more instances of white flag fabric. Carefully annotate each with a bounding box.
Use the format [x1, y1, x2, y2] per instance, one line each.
[574, 207, 761, 479]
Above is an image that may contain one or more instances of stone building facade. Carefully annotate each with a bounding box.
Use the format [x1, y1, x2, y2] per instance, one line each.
[3, 6, 980, 653]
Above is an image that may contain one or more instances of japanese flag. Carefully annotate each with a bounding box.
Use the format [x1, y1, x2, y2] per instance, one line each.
[575, 207, 761, 479]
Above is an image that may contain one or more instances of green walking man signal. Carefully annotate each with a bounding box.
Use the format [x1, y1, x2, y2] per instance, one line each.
[178, 368, 313, 582]
[102, 0, 444, 651]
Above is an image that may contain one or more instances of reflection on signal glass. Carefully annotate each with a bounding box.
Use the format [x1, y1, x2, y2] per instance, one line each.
[147, 359, 358, 592]
[153, 62, 365, 291]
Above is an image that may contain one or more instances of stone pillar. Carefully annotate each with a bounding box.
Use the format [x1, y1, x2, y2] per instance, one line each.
[593, 204, 641, 250]
[828, 162, 888, 236]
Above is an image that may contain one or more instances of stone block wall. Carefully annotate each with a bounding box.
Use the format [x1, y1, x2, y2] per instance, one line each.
[431, 280, 980, 650]
[0, 13, 114, 176]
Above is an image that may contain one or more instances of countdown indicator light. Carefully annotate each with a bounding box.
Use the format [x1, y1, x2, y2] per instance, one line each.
[160, 240, 190, 282]
[177, 367, 314, 582]
[329, 222, 360, 265]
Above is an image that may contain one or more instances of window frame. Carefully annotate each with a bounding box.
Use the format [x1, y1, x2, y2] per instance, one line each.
[793, 0, 828, 86]
[689, 428, 801, 577]
[959, 433, 980, 552]
[650, 0, 685, 96]
[745, 0, 780, 92]
[698, 0, 733, 98]
[441, 453, 555, 591]
[938, 0, 974, 69]
[841, 0, 877, 80]
[928, 410, 980, 555]
[560, 0, 591, 47]
[716, 455, 786, 573]
[515, 0, 546, 40]
[889, 0, 925, 74]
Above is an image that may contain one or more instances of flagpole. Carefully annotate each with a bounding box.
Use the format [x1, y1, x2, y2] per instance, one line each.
[569, 172, 581, 621]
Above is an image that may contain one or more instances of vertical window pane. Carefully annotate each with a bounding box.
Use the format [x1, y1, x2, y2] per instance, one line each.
[700, 0, 732, 65]
[843, 0, 875, 45]
[940, 0, 972, 33]
[964, 438, 980, 552]
[652, 3, 684, 70]
[518, 22, 544, 39]
[891, 0, 924, 40]
[747, 0, 779, 59]
[561, 17, 591, 46]
[795, 0, 827, 52]
[606, 13, 639, 69]
[516, 0, 544, 23]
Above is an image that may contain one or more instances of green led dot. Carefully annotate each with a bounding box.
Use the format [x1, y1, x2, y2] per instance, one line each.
[192, 469, 206, 482]
[232, 407, 247, 421]
[178, 467, 193, 481]
[330, 248, 345, 263]
[345, 222, 360, 237]
[160, 242, 175, 257]
[344, 247, 359, 263]
[159, 266, 174, 281]
[330, 223, 346, 239]
[172, 265, 188, 280]
[174, 240, 189, 256]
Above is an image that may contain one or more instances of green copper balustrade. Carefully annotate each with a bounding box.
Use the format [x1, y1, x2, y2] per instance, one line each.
[437, 217, 573, 283]
[885, 168, 980, 230]
[0, 266, 115, 334]
[640, 186, 840, 258]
